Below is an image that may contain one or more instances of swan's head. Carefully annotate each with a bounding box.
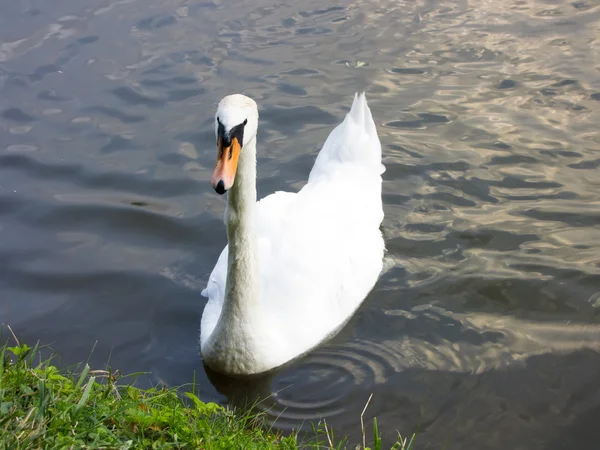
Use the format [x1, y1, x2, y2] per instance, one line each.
[211, 94, 259, 195]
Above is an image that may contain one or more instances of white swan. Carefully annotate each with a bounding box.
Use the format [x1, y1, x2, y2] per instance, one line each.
[200, 92, 385, 376]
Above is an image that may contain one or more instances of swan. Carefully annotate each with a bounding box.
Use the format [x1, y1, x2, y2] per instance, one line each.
[200, 92, 385, 376]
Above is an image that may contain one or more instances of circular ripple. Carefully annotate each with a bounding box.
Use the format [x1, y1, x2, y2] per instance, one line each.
[253, 338, 409, 430]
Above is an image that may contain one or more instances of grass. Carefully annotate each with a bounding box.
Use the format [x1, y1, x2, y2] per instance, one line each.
[0, 332, 417, 449]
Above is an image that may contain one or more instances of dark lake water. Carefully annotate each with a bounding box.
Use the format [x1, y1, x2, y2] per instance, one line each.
[2, 0, 600, 448]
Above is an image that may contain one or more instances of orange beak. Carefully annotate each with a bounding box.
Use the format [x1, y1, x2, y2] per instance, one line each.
[211, 136, 241, 195]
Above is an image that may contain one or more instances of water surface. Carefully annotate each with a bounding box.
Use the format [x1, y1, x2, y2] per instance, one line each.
[2, 0, 600, 448]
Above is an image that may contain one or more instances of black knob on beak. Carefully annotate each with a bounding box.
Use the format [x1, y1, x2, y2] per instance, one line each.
[214, 180, 226, 195]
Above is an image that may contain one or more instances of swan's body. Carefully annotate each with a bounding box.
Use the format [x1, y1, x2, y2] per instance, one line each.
[200, 93, 385, 376]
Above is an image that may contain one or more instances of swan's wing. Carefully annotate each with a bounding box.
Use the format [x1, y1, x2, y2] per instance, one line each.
[199, 243, 227, 346]
[256, 177, 385, 358]
[255, 190, 297, 237]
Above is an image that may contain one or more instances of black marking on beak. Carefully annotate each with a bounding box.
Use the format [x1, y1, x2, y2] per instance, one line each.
[214, 180, 226, 195]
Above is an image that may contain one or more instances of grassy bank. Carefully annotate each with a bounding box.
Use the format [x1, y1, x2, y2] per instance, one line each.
[0, 338, 416, 449]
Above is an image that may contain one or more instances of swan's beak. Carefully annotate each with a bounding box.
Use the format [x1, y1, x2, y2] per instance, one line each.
[211, 136, 241, 195]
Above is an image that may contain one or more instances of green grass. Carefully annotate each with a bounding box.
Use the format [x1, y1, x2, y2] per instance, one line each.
[0, 335, 417, 449]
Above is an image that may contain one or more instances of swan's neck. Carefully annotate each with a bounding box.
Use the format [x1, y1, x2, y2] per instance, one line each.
[224, 136, 259, 309]
[204, 136, 262, 373]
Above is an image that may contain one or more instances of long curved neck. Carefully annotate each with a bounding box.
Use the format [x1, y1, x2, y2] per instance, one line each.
[205, 135, 261, 373]
[224, 135, 259, 308]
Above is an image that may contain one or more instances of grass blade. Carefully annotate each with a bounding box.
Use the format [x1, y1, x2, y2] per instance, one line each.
[0, 346, 5, 402]
[75, 376, 95, 412]
[373, 417, 381, 450]
[75, 364, 90, 391]
[26, 341, 40, 367]
[37, 378, 46, 419]
[406, 432, 417, 450]
[64, 363, 90, 407]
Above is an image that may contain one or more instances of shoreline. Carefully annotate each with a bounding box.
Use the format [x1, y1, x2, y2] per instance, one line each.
[1, 338, 417, 449]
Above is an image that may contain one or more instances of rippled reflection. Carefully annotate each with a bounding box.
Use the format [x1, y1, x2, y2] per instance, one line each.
[2, 0, 600, 448]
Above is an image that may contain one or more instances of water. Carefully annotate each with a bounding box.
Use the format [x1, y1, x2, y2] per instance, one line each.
[2, 0, 600, 448]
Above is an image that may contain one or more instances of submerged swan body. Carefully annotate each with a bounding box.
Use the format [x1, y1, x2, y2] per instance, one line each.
[200, 93, 385, 376]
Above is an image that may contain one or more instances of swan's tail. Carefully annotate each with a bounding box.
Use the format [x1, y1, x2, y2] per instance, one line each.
[348, 92, 378, 145]
[308, 92, 384, 183]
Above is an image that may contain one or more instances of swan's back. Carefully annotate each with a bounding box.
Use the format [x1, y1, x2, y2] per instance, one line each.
[201, 93, 384, 371]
